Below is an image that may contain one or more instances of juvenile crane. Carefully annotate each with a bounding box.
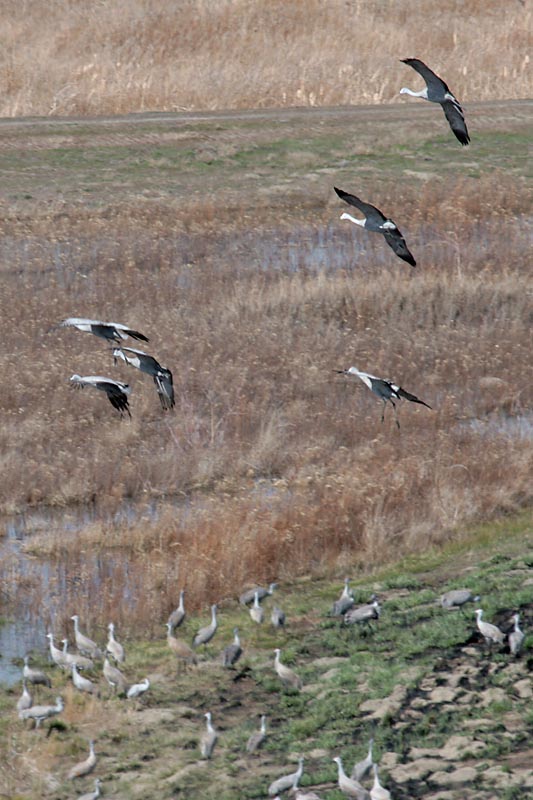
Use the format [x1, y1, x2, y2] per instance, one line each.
[200, 711, 218, 759]
[475, 609, 505, 647]
[274, 648, 302, 691]
[335, 187, 416, 266]
[70, 375, 132, 418]
[113, 346, 174, 410]
[336, 366, 431, 428]
[68, 740, 97, 780]
[58, 317, 149, 343]
[106, 622, 125, 664]
[168, 590, 186, 630]
[70, 615, 102, 659]
[268, 758, 304, 796]
[246, 715, 267, 753]
[193, 604, 218, 647]
[399, 58, 470, 145]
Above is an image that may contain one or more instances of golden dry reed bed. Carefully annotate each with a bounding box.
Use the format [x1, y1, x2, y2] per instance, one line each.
[0, 0, 531, 117]
[1, 169, 532, 633]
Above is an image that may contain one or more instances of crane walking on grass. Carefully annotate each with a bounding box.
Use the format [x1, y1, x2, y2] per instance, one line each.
[70, 374, 132, 418]
[268, 758, 304, 796]
[334, 187, 416, 266]
[112, 346, 175, 410]
[399, 58, 470, 145]
[336, 366, 431, 428]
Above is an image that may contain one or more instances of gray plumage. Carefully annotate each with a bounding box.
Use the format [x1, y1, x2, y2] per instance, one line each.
[336, 366, 431, 429]
[335, 187, 416, 266]
[46, 632, 70, 669]
[271, 606, 286, 628]
[475, 609, 505, 646]
[193, 604, 218, 647]
[274, 648, 302, 691]
[113, 346, 174, 410]
[70, 615, 102, 659]
[352, 738, 374, 782]
[370, 763, 391, 800]
[59, 317, 149, 343]
[509, 613, 525, 656]
[70, 374, 132, 418]
[16, 680, 33, 713]
[333, 757, 371, 799]
[19, 696, 64, 727]
[250, 592, 265, 624]
[400, 58, 470, 145]
[103, 657, 128, 694]
[344, 600, 381, 626]
[71, 663, 98, 696]
[76, 779, 102, 800]
[239, 582, 277, 605]
[22, 655, 51, 687]
[440, 589, 479, 609]
[106, 622, 125, 664]
[62, 639, 94, 671]
[268, 758, 304, 796]
[221, 627, 243, 667]
[246, 715, 267, 753]
[332, 578, 355, 616]
[200, 711, 218, 759]
[68, 740, 97, 780]
[168, 590, 186, 630]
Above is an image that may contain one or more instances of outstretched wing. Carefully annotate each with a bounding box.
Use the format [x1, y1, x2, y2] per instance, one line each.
[441, 100, 470, 146]
[98, 381, 132, 417]
[401, 58, 449, 93]
[110, 323, 149, 342]
[382, 229, 416, 266]
[154, 369, 175, 410]
[334, 187, 387, 223]
[396, 386, 432, 409]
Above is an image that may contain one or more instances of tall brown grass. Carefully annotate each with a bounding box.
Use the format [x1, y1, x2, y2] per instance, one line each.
[1, 169, 531, 633]
[0, 0, 531, 117]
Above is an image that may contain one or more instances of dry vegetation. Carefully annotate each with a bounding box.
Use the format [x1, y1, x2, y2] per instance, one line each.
[0, 0, 531, 117]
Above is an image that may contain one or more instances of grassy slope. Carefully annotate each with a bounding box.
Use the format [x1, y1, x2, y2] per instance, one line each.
[2, 511, 532, 799]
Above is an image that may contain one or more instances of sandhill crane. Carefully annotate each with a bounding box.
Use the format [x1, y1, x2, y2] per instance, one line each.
[76, 779, 102, 800]
[345, 600, 381, 628]
[440, 589, 479, 610]
[19, 696, 64, 728]
[200, 711, 218, 759]
[62, 639, 94, 671]
[46, 632, 70, 670]
[168, 590, 186, 630]
[68, 740, 97, 779]
[70, 615, 101, 659]
[399, 58, 470, 145]
[293, 791, 323, 800]
[103, 657, 128, 695]
[193, 604, 218, 647]
[333, 757, 371, 799]
[370, 764, 391, 800]
[332, 578, 355, 617]
[475, 609, 505, 647]
[274, 648, 302, 691]
[271, 606, 286, 628]
[509, 613, 525, 656]
[335, 187, 416, 266]
[127, 677, 150, 699]
[71, 663, 99, 696]
[352, 738, 374, 782]
[16, 680, 33, 713]
[246, 715, 267, 754]
[70, 375, 132, 418]
[113, 346, 174, 410]
[239, 582, 277, 606]
[250, 592, 265, 624]
[106, 622, 125, 664]
[221, 627, 243, 667]
[166, 622, 197, 670]
[58, 317, 149, 343]
[268, 758, 304, 796]
[336, 366, 431, 429]
[22, 655, 51, 687]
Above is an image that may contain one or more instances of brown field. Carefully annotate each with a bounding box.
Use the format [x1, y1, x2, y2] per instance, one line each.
[0, 0, 531, 117]
[0, 98, 531, 635]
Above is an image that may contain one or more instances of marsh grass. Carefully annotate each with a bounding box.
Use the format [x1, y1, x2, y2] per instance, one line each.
[0, 0, 531, 116]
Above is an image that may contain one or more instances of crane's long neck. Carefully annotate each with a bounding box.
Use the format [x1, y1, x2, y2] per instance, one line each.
[340, 212, 365, 227]
[211, 607, 217, 625]
[400, 86, 428, 99]
[234, 631, 240, 646]
[179, 592, 184, 611]
[260, 716, 266, 733]
[336, 759, 347, 780]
